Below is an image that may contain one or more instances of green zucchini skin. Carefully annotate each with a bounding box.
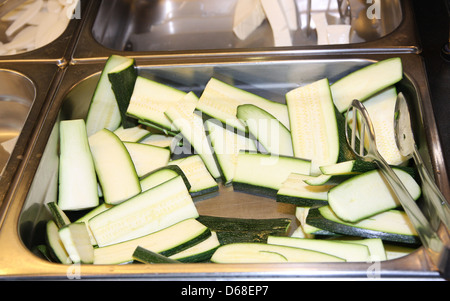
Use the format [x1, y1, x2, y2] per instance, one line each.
[133, 246, 181, 264]
[276, 194, 328, 207]
[196, 216, 292, 244]
[108, 58, 138, 129]
[306, 206, 421, 246]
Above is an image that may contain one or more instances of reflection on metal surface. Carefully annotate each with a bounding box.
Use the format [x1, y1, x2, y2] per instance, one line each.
[91, 0, 403, 52]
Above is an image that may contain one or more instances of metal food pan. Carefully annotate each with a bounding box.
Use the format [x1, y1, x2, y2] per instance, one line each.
[71, 0, 420, 63]
[0, 0, 89, 65]
[0, 53, 447, 280]
[0, 62, 62, 211]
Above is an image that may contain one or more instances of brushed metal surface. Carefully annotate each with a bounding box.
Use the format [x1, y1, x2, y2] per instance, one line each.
[0, 54, 447, 280]
[72, 0, 420, 63]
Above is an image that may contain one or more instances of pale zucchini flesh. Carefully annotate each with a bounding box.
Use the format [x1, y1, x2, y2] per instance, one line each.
[210, 242, 345, 263]
[58, 119, 99, 211]
[88, 175, 198, 247]
[46, 220, 72, 264]
[88, 128, 141, 205]
[93, 218, 210, 264]
[328, 168, 421, 223]
[286, 78, 339, 175]
[58, 222, 94, 264]
[331, 58, 403, 113]
[124, 141, 171, 178]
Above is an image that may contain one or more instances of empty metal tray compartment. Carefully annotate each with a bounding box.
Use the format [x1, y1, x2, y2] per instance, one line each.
[0, 54, 447, 280]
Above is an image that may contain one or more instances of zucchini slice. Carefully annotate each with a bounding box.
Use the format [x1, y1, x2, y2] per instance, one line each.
[206, 119, 257, 185]
[113, 126, 151, 143]
[169, 231, 221, 263]
[58, 119, 99, 211]
[124, 142, 171, 178]
[75, 203, 113, 246]
[328, 168, 421, 223]
[132, 246, 181, 264]
[93, 218, 210, 264]
[88, 175, 198, 247]
[168, 155, 219, 197]
[47, 201, 71, 228]
[196, 77, 290, 133]
[86, 55, 133, 136]
[359, 87, 409, 165]
[45, 220, 71, 264]
[165, 92, 221, 179]
[210, 242, 345, 263]
[88, 128, 141, 205]
[232, 151, 311, 198]
[306, 206, 420, 245]
[108, 57, 138, 129]
[267, 235, 371, 262]
[286, 78, 339, 175]
[276, 172, 332, 207]
[331, 58, 403, 113]
[140, 165, 190, 193]
[127, 76, 187, 131]
[58, 222, 94, 264]
[236, 104, 293, 156]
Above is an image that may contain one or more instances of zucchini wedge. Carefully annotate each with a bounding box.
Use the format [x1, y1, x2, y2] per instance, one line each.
[132, 246, 181, 264]
[127, 76, 187, 131]
[276, 173, 332, 207]
[169, 231, 221, 263]
[86, 55, 134, 136]
[168, 155, 219, 197]
[89, 175, 198, 247]
[328, 168, 421, 223]
[58, 222, 94, 264]
[210, 242, 345, 263]
[205, 119, 257, 185]
[108, 57, 138, 129]
[140, 165, 190, 193]
[286, 78, 339, 175]
[45, 220, 72, 264]
[236, 104, 293, 157]
[331, 58, 403, 113]
[267, 235, 371, 262]
[47, 201, 71, 228]
[114, 126, 151, 143]
[232, 151, 311, 198]
[306, 206, 420, 245]
[58, 119, 99, 211]
[196, 77, 290, 133]
[93, 218, 210, 264]
[88, 128, 141, 205]
[124, 142, 171, 178]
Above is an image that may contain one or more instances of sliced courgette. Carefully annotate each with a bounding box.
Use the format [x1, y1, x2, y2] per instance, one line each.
[286, 78, 339, 175]
[58, 119, 99, 211]
[306, 206, 420, 245]
[88, 175, 198, 247]
[205, 119, 257, 185]
[232, 151, 311, 198]
[86, 55, 133, 136]
[210, 242, 345, 263]
[132, 246, 181, 264]
[267, 235, 371, 262]
[108, 57, 138, 129]
[328, 168, 421, 223]
[169, 231, 221, 263]
[58, 222, 94, 264]
[168, 155, 219, 197]
[88, 128, 141, 205]
[113, 125, 151, 142]
[140, 165, 190, 193]
[236, 104, 293, 156]
[126, 76, 187, 131]
[124, 141, 171, 178]
[93, 218, 210, 264]
[276, 172, 332, 207]
[330, 58, 403, 113]
[47, 201, 71, 228]
[45, 220, 72, 264]
[196, 77, 290, 133]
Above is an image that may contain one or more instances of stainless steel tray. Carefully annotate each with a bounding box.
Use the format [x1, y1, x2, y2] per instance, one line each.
[0, 53, 447, 280]
[72, 0, 421, 63]
[0, 0, 89, 65]
[0, 62, 62, 209]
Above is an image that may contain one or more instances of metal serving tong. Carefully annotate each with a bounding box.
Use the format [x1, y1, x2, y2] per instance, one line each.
[345, 98, 449, 278]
